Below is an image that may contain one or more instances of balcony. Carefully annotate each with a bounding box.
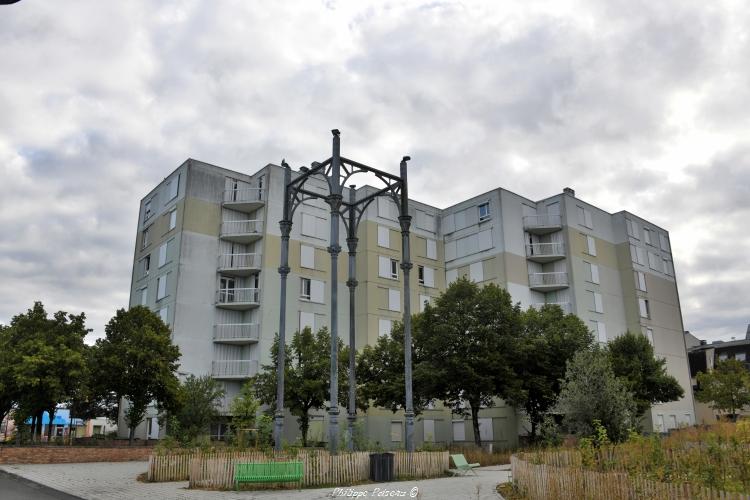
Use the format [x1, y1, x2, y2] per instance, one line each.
[218, 253, 262, 276]
[531, 302, 572, 314]
[523, 214, 563, 235]
[525, 242, 566, 263]
[215, 288, 261, 310]
[220, 220, 263, 244]
[528, 272, 569, 291]
[213, 323, 261, 344]
[211, 360, 258, 380]
[223, 188, 265, 213]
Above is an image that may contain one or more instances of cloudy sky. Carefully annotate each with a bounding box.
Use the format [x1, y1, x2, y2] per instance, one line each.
[1, 0, 748, 342]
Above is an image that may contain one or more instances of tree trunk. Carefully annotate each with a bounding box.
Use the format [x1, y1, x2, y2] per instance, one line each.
[471, 404, 482, 447]
[36, 410, 43, 442]
[129, 425, 135, 445]
[46, 407, 55, 442]
[530, 419, 537, 442]
[300, 412, 310, 448]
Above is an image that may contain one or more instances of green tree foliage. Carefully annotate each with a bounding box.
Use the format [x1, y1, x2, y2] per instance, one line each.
[696, 359, 750, 420]
[95, 306, 181, 443]
[254, 327, 353, 447]
[0, 324, 17, 428]
[417, 278, 522, 446]
[357, 318, 431, 414]
[3, 302, 89, 442]
[505, 304, 593, 441]
[607, 331, 684, 418]
[557, 347, 637, 442]
[230, 380, 261, 447]
[169, 375, 225, 443]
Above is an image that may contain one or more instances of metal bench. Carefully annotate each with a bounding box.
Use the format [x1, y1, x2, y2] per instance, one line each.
[234, 461, 304, 490]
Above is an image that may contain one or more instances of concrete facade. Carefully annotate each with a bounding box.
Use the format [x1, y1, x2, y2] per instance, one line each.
[126, 160, 695, 445]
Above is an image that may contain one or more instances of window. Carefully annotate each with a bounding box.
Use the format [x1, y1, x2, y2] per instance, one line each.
[469, 261, 484, 282]
[630, 244, 645, 265]
[585, 262, 600, 284]
[140, 287, 148, 306]
[390, 421, 403, 442]
[478, 202, 490, 221]
[144, 199, 153, 220]
[310, 279, 324, 303]
[478, 418, 493, 441]
[663, 259, 672, 276]
[378, 197, 398, 220]
[167, 174, 179, 201]
[718, 352, 728, 361]
[388, 289, 401, 312]
[418, 265, 425, 285]
[590, 292, 603, 313]
[452, 420, 465, 441]
[644, 327, 654, 345]
[592, 321, 607, 343]
[643, 228, 652, 245]
[446, 269, 458, 285]
[423, 419, 435, 442]
[219, 277, 235, 302]
[142, 227, 151, 249]
[158, 306, 169, 324]
[300, 278, 311, 300]
[634, 271, 647, 292]
[648, 252, 660, 271]
[625, 219, 639, 239]
[585, 235, 597, 256]
[736, 352, 747, 362]
[301, 213, 327, 239]
[299, 311, 315, 332]
[390, 259, 399, 279]
[300, 245, 315, 269]
[377, 225, 390, 248]
[157, 274, 168, 300]
[426, 239, 437, 260]
[422, 266, 435, 287]
[158, 243, 168, 267]
[577, 206, 593, 228]
[168, 209, 177, 231]
[659, 233, 670, 252]
[378, 318, 393, 337]
[378, 256, 399, 279]
[638, 298, 650, 319]
[419, 294, 431, 313]
[142, 255, 151, 276]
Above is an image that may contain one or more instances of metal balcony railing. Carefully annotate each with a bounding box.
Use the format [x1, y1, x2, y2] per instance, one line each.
[525, 242, 565, 258]
[523, 214, 562, 232]
[223, 188, 264, 204]
[528, 272, 569, 288]
[213, 323, 261, 343]
[220, 220, 263, 236]
[531, 302, 572, 314]
[216, 287, 260, 305]
[211, 360, 258, 379]
[217, 253, 261, 270]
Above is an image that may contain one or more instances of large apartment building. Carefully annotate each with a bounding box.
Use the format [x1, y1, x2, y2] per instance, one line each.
[124, 158, 695, 446]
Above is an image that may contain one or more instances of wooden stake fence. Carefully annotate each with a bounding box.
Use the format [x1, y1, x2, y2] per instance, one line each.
[512, 454, 750, 500]
[149, 450, 449, 489]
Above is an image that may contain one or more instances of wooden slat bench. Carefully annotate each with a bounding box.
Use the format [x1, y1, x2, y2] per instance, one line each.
[234, 461, 304, 490]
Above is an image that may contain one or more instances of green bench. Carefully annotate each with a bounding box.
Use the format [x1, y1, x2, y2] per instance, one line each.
[234, 461, 304, 490]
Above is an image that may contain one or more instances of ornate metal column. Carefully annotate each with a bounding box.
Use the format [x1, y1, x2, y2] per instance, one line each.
[346, 185, 359, 450]
[327, 130, 342, 454]
[398, 156, 415, 453]
[274, 163, 293, 451]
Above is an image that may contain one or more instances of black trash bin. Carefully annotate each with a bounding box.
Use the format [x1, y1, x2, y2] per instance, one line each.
[369, 452, 395, 482]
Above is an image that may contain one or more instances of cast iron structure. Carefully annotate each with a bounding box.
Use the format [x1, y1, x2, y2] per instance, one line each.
[274, 130, 415, 454]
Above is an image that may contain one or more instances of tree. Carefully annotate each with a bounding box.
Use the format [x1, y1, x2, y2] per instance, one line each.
[505, 305, 593, 442]
[254, 327, 353, 447]
[169, 375, 225, 443]
[3, 302, 89, 442]
[358, 319, 431, 415]
[417, 278, 522, 446]
[95, 306, 181, 443]
[696, 359, 750, 420]
[0, 325, 18, 429]
[557, 348, 636, 442]
[230, 381, 261, 447]
[607, 331, 684, 419]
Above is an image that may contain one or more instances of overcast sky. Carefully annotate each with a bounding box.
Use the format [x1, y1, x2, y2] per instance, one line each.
[1, 0, 748, 343]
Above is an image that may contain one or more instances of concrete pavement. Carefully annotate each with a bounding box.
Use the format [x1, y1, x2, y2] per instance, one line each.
[0, 461, 510, 500]
[0, 469, 82, 500]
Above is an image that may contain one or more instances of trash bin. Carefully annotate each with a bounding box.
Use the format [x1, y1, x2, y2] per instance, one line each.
[369, 452, 395, 482]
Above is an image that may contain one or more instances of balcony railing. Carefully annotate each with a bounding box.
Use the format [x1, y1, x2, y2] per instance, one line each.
[216, 288, 261, 309]
[213, 323, 260, 344]
[528, 272, 569, 290]
[526, 242, 566, 262]
[224, 188, 264, 204]
[211, 360, 258, 379]
[217, 253, 261, 275]
[531, 302, 572, 314]
[523, 214, 563, 234]
[220, 220, 264, 243]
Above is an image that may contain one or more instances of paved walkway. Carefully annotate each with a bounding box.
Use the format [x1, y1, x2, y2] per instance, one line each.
[0, 461, 510, 500]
